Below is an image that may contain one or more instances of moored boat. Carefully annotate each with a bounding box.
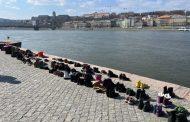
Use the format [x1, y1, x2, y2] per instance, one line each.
[178, 27, 190, 31]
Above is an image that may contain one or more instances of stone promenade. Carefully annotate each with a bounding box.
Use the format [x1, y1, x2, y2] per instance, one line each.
[0, 51, 190, 122]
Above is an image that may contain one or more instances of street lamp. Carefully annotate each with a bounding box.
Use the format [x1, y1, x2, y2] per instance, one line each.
[184, 10, 187, 26]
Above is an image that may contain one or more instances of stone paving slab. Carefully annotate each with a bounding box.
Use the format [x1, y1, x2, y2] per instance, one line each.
[0, 51, 190, 122]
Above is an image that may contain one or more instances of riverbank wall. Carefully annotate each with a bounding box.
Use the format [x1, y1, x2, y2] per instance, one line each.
[0, 26, 181, 31]
[0, 41, 21, 49]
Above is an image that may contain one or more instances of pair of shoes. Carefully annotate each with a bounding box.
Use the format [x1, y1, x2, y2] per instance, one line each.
[53, 71, 64, 77]
[49, 68, 55, 74]
[126, 88, 136, 96]
[96, 87, 106, 93]
[64, 70, 71, 80]
[57, 58, 64, 62]
[77, 77, 85, 85]
[93, 67, 100, 73]
[64, 59, 69, 63]
[74, 62, 82, 67]
[138, 99, 152, 112]
[119, 74, 130, 81]
[115, 82, 126, 93]
[175, 106, 188, 115]
[44, 59, 49, 62]
[101, 70, 107, 74]
[95, 74, 102, 82]
[136, 81, 149, 89]
[143, 101, 153, 112]
[93, 82, 103, 89]
[71, 72, 79, 82]
[167, 109, 188, 122]
[157, 95, 164, 104]
[157, 92, 171, 104]
[154, 104, 164, 117]
[163, 98, 172, 108]
[108, 70, 118, 78]
[163, 86, 176, 98]
[136, 89, 150, 100]
[106, 90, 119, 98]
[167, 110, 176, 122]
[125, 96, 137, 105]
[157, 92, 172, 107]
[84, 73, 93, 87]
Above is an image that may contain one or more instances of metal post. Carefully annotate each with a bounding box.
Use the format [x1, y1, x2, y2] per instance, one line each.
[185, 10, 187, 26]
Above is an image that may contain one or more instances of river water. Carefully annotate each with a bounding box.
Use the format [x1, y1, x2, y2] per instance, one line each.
[0, 30, 190, 87]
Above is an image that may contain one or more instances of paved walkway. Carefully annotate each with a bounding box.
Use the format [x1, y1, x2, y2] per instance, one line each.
[0, 51, 190, 122]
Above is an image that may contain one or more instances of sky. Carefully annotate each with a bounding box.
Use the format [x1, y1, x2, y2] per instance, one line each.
[0, 0, 190, 19]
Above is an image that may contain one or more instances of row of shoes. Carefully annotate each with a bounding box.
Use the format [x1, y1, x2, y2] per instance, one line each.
[53, 58, 189, 120]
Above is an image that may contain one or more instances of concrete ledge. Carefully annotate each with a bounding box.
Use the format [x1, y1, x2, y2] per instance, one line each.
[0, 41, 22, 48]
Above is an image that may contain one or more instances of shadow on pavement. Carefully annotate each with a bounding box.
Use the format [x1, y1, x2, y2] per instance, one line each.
[0, 75, 21, 84]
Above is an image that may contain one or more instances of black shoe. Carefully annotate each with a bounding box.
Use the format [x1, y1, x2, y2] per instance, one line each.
[119, 83, 126, 93]
[101, 70, 107, 74]
[168, 87, 175, 98]
[143, 101, 152, 112]
[106, 89, 119, 98]
[126, 88, 136, 96]
[167, 110, 176, 122]
[116, 82, 120, 91]
[122, 74, 130, 81]
[163, 86, 168, 94]
[49, 69, 54, 74]
[116, 82, 126, 93]
[136, 89, 141, 99]
[93, 67, 100, 73]
[176, 113, 188, 122]
[108, 70, 118, 78]
[119, 74, 122, 80]
[138, 98, 144, 110]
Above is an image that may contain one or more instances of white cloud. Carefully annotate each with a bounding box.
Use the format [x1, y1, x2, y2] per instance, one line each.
[65, 9, 77, 15]
[27, 0, 65, 6]
[117, 0, 190, 12]
[0, 0, 17, 5]
[80, 0, 96, 8]
[5, 5, 20, 10]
